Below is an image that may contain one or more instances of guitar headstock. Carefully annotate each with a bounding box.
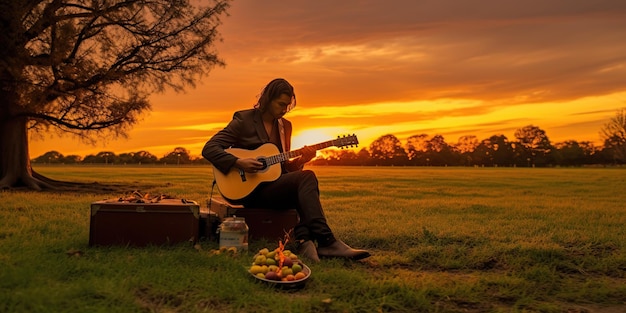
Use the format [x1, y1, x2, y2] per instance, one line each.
[335, 134, 359, 148]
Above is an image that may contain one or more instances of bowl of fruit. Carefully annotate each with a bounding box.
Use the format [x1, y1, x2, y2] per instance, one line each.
[248, 247, 311, 289]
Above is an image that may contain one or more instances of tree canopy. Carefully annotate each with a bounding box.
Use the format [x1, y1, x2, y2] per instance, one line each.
[1, 0, 230, 190]
[600, 108, 626, 163]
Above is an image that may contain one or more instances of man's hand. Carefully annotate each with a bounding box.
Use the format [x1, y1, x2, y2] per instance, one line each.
[299, 145, 316, 164]
[235, 158, 264, 173]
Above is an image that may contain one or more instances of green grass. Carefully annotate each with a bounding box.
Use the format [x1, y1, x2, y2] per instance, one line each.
[1, 165, 625, 312]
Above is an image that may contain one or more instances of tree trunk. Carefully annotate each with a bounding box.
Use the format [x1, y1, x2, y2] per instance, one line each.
[0, 116, 54, 190]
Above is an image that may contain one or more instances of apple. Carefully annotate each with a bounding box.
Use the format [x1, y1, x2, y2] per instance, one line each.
[264, 271, 279, 281]
[282, 257, 293, 267]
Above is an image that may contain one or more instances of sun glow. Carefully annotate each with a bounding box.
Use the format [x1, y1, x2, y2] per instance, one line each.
[291, 127, 355, 150]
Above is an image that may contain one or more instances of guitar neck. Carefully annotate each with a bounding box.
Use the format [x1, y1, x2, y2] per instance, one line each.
[265, 139, 336, 166]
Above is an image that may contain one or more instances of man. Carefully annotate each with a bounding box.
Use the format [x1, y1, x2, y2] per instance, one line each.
[202, 78, 370, 262]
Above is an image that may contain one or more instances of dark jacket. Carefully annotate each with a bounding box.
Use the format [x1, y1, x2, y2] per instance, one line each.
[202, 108, 300, 174]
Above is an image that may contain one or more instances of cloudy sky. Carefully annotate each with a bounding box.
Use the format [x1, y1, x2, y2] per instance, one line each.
[30, 0, 626, 158]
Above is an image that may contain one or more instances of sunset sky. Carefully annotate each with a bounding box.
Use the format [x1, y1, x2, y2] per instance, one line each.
[30, 0, 626, 159]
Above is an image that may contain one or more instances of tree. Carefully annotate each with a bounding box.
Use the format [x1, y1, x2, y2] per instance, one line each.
[514, 125, 553, 167]
[554, 140, 586, 166]
[96, 151, 117, 164]
[578, 141, 600, 164]
[454, 135, 479, 154]
[62, 154, 82, 164]
[82, 154, 97, 164]
[160, 147, 192, 165]
[356, 148, 371, 166]
[32, 150, 64, 164]
[0, 0, 230, 189]
[488, 134, 513, 166]
[424, 134, 454, 166]
[405, 134, 429, 165]
[132, 150, 158, 164]
[117, 153, 134, 165]
[369, 134, 407, 166]
[454, 135, 479, 166]
[335, 149, 359, 165]
[473, 138, 494, 167]
[600, 108, 626, 164]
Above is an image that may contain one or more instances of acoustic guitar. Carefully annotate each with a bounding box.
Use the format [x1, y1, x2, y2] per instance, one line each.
[212, 134, 359, 200]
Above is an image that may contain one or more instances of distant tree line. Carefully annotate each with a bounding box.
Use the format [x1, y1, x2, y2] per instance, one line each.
[32, 110, 626, 167]
[32, 147, 209, 165]
[312, 128, 615, 167]
[312, 115, 626, 167]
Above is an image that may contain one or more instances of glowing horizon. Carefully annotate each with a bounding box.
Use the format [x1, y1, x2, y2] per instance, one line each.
[30, 92, 625, 159]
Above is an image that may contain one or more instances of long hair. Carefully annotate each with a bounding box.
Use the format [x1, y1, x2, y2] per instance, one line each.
[254, 78, 296, 113]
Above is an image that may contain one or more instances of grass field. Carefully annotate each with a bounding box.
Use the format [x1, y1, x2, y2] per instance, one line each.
[1, 165, 625, 313]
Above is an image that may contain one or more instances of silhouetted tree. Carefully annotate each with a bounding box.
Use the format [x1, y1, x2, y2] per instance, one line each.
[132, 151, 158, 164]
[600, 108, 626, 164]
[405, 134, 429, 165]
[336, 149, 359, 165]
[117, 153, 134, 165]
[554, 140, 586, 166]
[473, 139, 494, 167]
[161, 147, 192, 165]
[454, 135, 479, 166]
[579, 141, 601, 164]
[82, 154, 98, 164]
[0, 0, 230, 189]
[191, 156, 211, 165]
[369, 134, 407, 166]
[514, 125, 553, 167]
[425, 134, 454, 166]
[62, 155, 82, 164]
[96, 151, 117, 164]
[489, 135, 514, 166]
[356, 148, 371, 166]
[32, 151, 64, 164]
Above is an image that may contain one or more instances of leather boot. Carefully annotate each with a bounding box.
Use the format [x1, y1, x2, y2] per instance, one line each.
[316, 239, 370, 260]
[297, 240, 320, 263]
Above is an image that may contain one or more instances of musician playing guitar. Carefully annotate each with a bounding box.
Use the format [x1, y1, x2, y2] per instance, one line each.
[202, 78, 370, 262]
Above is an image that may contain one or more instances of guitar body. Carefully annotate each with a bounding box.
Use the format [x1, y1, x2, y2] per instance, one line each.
[212, 143, 283, 200]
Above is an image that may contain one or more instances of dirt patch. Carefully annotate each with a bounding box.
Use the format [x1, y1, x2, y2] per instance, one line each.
[564, 304, 626, 313]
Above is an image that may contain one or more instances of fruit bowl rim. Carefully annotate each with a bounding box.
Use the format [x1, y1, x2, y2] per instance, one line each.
[249, 262, 311, 287]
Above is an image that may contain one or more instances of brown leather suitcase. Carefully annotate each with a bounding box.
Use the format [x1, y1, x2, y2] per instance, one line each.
[209, 196, 299, 242]
[89, 198, 199, 246]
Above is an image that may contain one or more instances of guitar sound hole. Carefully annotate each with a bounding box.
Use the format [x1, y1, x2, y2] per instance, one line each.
[257, 158, 268, 171]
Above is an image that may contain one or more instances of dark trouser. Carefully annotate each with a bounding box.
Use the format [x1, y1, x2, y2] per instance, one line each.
[239, 170, 335, 246]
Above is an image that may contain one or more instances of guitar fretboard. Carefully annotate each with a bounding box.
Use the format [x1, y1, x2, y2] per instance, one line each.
[264, 139, 347, 166]
[265, 136, 358, 166]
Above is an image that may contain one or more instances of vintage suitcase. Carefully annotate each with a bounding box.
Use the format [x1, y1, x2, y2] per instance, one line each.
[209, 196, 299, 241]
[89, 198, 200, 246]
